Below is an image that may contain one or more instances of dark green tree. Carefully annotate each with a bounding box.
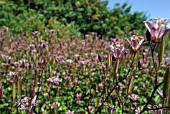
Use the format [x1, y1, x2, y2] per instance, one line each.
[0, 0, 148, 37]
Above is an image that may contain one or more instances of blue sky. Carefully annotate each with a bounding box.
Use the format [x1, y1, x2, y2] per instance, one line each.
[107, 0, 170, 19]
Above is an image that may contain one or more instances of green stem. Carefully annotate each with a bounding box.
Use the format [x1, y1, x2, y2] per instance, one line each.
[95, 53, 136, 113]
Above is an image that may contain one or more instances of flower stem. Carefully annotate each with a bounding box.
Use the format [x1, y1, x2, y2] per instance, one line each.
[95, 53, 136, 113]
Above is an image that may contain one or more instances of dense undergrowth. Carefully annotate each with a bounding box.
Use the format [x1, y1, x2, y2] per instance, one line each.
[0, 18, 170, 114]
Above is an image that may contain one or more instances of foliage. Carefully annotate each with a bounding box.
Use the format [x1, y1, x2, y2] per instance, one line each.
[0, 23, 170, 113]
[0, 0, 80, 38]
[0, 0, 148, 38]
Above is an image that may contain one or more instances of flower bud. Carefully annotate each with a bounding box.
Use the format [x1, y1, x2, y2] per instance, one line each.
[5, 64, 9, 71]
[158, 39, 165, 65]
[19, 29, 23, 35]
[30, 86, 34, 99]
[146, 30, 151, 41]
[138, 60, 142, 70]
[127, 77, 134, 94]
[98, 55, 102, 62]
[0, 86, 2, 99]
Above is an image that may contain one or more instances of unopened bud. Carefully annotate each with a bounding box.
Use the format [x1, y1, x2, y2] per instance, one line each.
[30, 86, 34, 99]
[5, 64, 9, 71]
[19, 29, 23, 35]
[146, 30, 151, 41]
[0, 86, 2, 99]
[158, 39, 165, 65]
[98, 55, 102, 62]
[138, 60, 142, 70]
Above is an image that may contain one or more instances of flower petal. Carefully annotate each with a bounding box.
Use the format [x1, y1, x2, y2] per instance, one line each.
[158, 25, 166, 38]
[114, 48, 121, 59]
[163, 28, 170, 37]
[144, 21, 156, 33]
[136, 39, 144, 50]
[121, 47, 127, 56]
[131, 39, 138, 49]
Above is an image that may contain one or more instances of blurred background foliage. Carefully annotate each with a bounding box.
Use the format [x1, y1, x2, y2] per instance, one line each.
[0, 0, 148, 38]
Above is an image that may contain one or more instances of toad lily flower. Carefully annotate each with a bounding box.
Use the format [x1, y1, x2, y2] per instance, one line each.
[110, 42, 126, 60]
[126, 35, 144, 53]
[144, 18, 170, 43]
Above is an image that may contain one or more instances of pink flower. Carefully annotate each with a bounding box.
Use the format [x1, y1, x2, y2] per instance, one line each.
[144, 18, 170, 43]
[135, 107, 142, 114]
[151, 105, 162, 114]
[1, 54, 12, 63]
[87, 106, 95, 113]
[129, 93, 139, 102]
[49, 30, 55, 37]
[0, 86, 2, 99]
[19, 96, 40, 111]
[52, 102, 59, 110]
[32, 31, 40, 38]
[126, 35, 144, 52]
[108, 105, 115, 114]
[48, 76, 62, 86]
[110, 42, 126, 60]
[66, 59, 73, 65]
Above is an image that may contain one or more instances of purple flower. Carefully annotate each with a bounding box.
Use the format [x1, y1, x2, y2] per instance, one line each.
[7, 71, 18, 83]
[144, 18, 170, 43]
[76, 93, 82, 100]
[56, 56, 65, 64]
[66, 59, 73, 65]
[108, 105, 115, 114]
[0, 86, 2, 99]
[151, 105, 162, 114]
[52, 102, 59, 110]
[135, 107, 142, 114]
[48, 76, 62, 86]
[19, 29, 23, 35]
[2, 26, 9, 33]
[1, 54, 12, 63]
[32, 31, 40, 38]
[19, 96, 40, 111]
[126, 35, 144, 52]
[49, 30, 55, 37]
[110, 42, 126, 60]
[129, 93, 139, 102]
[87, 106, 95, 113]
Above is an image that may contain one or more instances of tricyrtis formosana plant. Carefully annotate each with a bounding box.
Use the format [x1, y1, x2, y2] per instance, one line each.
[0, 18, 170, 114]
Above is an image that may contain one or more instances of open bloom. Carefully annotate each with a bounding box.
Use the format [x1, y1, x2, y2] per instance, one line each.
[49, 30, 55, 37]
[19, 96, 40, 111]
[144, 18, 170, 43]
[126, 35, 144, 52]
[32, 31, 40, 38]
[129, 93, 139, 102]
[48, 76, 62, 86]
[151, 105, 162, 114]
[110, 42, 126, 60]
